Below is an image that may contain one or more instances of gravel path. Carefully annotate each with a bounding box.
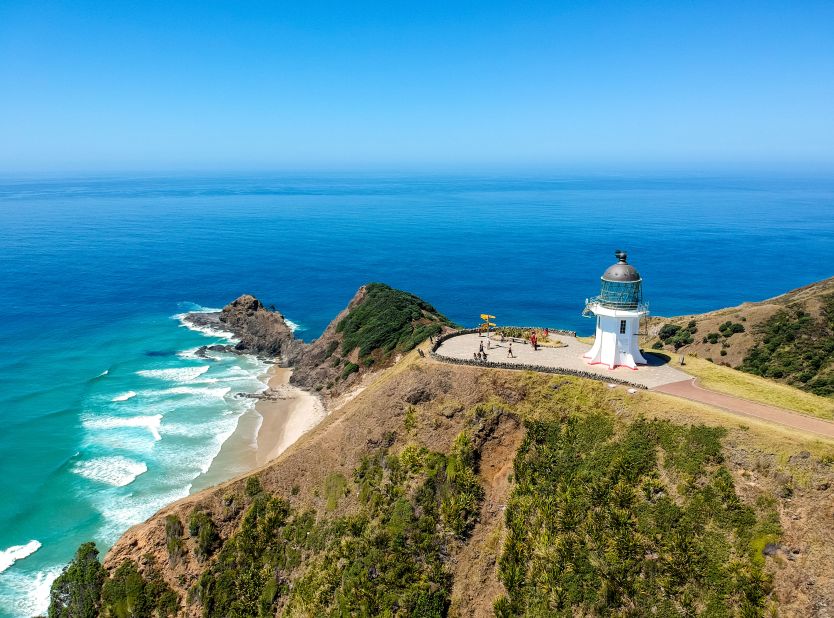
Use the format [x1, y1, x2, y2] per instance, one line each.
[653, 378, 834, 439]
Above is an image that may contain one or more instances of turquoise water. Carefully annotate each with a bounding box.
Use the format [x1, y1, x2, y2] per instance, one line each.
[1, 173, 833, 615]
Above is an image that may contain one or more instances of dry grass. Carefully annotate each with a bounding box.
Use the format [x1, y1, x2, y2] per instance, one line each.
[649, 351, 834, 420]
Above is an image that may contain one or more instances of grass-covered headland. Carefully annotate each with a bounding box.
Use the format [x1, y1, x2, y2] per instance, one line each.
[336, 283, 454, 362]
[50, 369, 792, 617]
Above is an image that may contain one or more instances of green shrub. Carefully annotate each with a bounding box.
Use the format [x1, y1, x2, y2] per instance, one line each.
[652, 341, 664, 350]
[658, 324, 681, 340]
[336, 283, 453, 359]
[245, 475, 263, 497]
[189, 511, 219, 561]
[740, 294, 834, 395]
[164, 515, 185, 566]
[49, 542, 106, 618]
[100, 557, 179, 618]
[324, 340, 339, 359]
[342, 362, 359, 379]
[496, 415, 776, 615]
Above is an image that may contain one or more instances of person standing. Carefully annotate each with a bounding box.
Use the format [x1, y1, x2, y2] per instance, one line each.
[508, 342, 514, 358]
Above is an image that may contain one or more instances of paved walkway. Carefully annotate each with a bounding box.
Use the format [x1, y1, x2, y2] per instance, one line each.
[654, 378, 834, 439]
[434, 333, 689, 389]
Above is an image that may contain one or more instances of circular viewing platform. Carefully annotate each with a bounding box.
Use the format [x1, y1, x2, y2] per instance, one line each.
[433, 331, 689, 390]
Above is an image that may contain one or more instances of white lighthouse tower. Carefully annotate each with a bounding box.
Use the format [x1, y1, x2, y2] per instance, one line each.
[583, 250, 648, 369]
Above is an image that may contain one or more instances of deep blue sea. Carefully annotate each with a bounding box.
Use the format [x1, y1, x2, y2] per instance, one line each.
[1, 173, 833, 615]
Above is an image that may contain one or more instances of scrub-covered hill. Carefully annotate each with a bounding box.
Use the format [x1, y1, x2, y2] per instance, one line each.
[650, 276, 834, 397]
[50, 323, 834, 616]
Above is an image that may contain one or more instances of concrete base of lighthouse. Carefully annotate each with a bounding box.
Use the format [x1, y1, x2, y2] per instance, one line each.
[583, 304, 647, 370]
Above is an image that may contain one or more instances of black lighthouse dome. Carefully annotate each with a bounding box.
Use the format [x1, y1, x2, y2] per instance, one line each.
[602, 250, 641, 282]
[597, 250, 643, 310]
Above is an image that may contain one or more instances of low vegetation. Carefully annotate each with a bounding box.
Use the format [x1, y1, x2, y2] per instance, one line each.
[192, 429, 484, 616]
[50, 543, 178, 618]
[656, 320, 697, 350]
[337, 283, 453, 361]
[496, 413, 778, 616]
[740, 294, 834, 396]
[49, 542, 107, 618]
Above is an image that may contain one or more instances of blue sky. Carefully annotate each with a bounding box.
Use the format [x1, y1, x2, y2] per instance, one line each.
[1, 1, 833, 173]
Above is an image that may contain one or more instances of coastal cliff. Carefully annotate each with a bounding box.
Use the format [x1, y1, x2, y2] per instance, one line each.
[50, 282, 834, 617]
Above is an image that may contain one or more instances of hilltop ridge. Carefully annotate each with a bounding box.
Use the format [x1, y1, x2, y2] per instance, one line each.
[650, 275, 834, 396]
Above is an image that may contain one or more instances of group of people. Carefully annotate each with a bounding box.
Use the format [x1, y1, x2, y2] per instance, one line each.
[474, 340, 490, 362]
[474, 328, 549, 362]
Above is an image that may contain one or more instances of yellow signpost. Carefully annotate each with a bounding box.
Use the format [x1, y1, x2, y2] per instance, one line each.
[479, 314, 496, 338]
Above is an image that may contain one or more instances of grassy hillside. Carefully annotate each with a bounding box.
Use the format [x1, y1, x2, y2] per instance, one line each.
[649, 276, 834, 397]
[50, 352, 834, 617]
[649, 352, 834, 420]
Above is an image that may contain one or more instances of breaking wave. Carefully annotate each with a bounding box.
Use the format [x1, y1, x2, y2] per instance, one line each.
[0, 540, 41, 574]
[82, 414, 163, 441]
[111, 390, 136, 402]
[137, 365, 209, 382]
[72, 456, 148, 487]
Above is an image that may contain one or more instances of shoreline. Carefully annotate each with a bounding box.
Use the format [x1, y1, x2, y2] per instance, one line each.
[191, 365, 326, 492]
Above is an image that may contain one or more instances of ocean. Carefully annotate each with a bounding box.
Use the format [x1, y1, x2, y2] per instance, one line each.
[1, 173, 833, 616]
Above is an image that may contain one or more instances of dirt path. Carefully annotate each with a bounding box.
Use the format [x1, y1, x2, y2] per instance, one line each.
[654, 378, 834, 439]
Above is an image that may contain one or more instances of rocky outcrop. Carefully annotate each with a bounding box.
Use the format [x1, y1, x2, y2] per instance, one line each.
[185, 295, 304, 364]
[186, 285, 454, 399]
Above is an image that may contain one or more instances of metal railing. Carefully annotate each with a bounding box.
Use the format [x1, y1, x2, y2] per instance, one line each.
[583, 297, 650, 315]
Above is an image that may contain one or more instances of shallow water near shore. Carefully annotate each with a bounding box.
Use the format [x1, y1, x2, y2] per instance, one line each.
[1, 172, 834, 615]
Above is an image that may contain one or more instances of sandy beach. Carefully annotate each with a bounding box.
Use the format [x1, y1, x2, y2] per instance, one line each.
[192, 365, 326, 492]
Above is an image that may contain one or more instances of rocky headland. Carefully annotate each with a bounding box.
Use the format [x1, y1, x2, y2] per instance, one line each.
[49, 280, 834, 618]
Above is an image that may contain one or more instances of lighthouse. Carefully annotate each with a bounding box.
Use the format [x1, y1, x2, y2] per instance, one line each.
[582, 250, 648, 369]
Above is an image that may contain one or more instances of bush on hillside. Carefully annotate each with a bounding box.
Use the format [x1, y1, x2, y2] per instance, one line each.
[193, 428, 485, 617]
[49, 542, 106, 618]
[496, 415, 777, 616]
[188, 511, 219, 561]
[740, 295, 834, 396]
[336, 283, 453, 359]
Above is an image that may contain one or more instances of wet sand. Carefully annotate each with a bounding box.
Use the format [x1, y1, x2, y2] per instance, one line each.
[191, 366, 326, 492]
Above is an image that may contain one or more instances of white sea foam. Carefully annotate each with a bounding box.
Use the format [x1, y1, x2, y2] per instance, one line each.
[173, 309, 237, 340]
[72, 456, 148, 487]
[97, 369, 109, 377]
[176, 347, 201, 360]
[82, 414, 163, 441]
[96, 486, 191, 545]
[0, 565, 62, 618]
[112, 390, 137, 402]
[137, 365, 209, 382]
[0, 540, 42, 574]
[163, 386, 231, 399]
[285, 318, 303, 332]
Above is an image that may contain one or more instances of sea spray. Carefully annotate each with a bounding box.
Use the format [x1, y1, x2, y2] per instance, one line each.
[0, 541, 41, 574]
